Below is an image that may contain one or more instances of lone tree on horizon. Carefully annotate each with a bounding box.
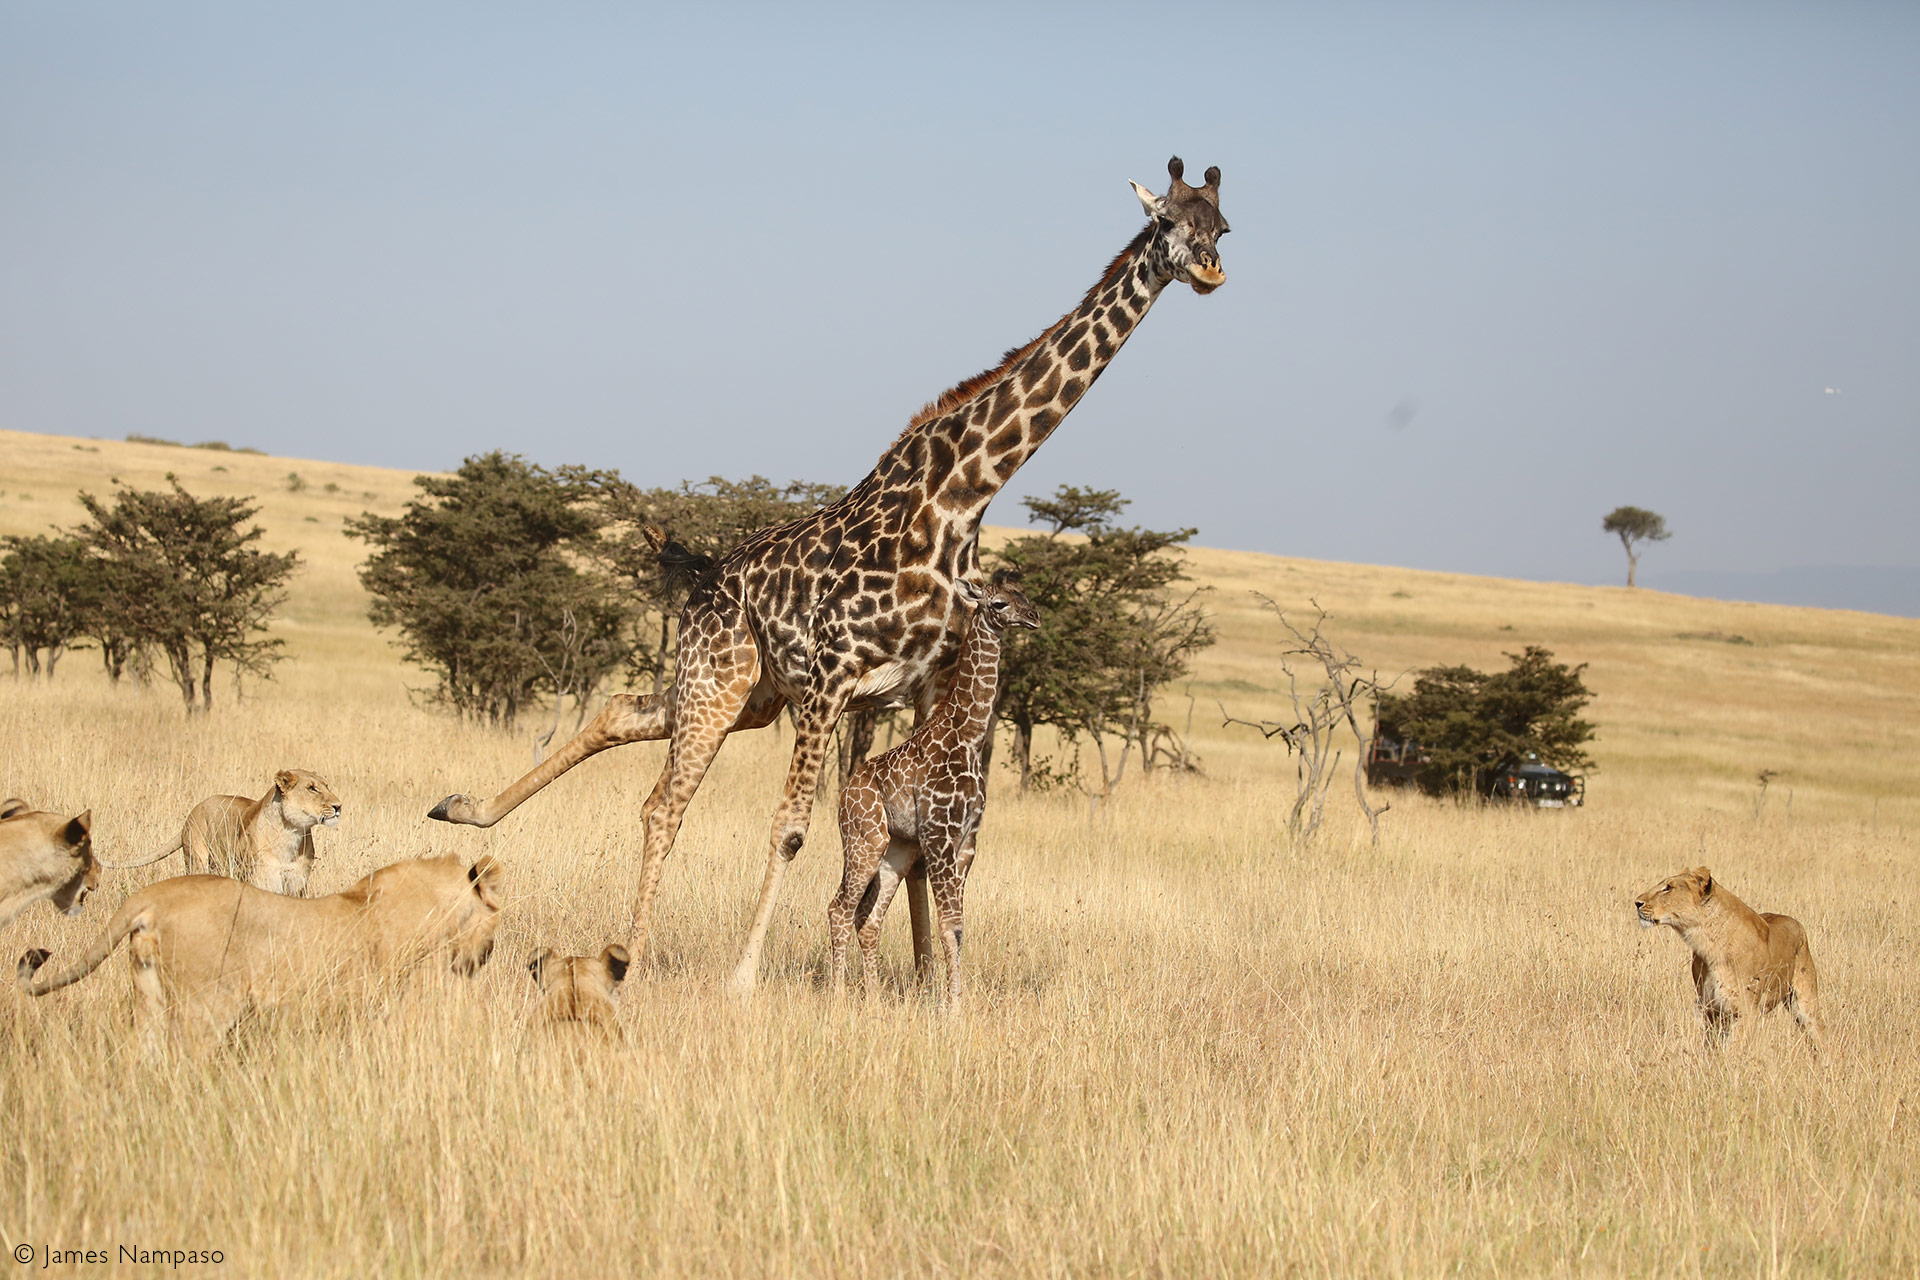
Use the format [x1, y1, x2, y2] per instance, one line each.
[1602, 505, 1670, 588]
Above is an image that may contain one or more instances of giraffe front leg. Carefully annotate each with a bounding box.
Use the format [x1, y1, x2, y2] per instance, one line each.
[729, 679, 854, 997]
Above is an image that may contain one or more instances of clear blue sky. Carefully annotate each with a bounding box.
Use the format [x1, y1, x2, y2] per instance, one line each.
[4, 3, 1915, 591]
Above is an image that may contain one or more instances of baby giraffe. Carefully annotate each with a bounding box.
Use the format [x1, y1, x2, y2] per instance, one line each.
[828, 575, 1039, 1007]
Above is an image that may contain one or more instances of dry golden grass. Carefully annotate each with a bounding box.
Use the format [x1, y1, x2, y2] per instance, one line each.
[2, 428, 1918, 1277]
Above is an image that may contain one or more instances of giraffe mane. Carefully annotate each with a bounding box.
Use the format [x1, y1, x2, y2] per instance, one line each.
[901, 222, 1157, 433]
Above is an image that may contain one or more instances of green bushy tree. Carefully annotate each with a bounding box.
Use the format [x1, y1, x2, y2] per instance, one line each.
[77, 478, 299, 712]
[1373, 646, 1596, 795]
[348, 452, 635, 728]
[986, 486, 1214, 799]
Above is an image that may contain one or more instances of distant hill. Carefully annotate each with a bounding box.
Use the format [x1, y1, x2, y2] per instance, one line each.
[1645, 566, 1920, 619]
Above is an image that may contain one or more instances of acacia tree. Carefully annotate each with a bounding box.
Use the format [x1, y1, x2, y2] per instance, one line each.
[348, 452, 634, 729]
[0, 534, 95, 677]
[1602, 505, 1670, 588]
[77, 478, 299, 712]
[1373, 646, 1596, 795]
[986, 486, 1214, 801]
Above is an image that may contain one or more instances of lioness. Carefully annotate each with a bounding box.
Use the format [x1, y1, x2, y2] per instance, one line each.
[528, 944, 629, 1033]
[103, 769, 341, 896]
[18, 854, 503, 1050]
[1634, 866, 1824, 1052]
[0, 802, 98, 929]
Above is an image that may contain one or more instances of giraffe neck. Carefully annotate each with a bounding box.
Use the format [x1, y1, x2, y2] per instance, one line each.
[933, 613, 1004, 746]
[848, 224, 1178, 571]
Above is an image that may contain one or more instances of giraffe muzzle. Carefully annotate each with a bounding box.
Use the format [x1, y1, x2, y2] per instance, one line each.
[1187, 262, 1226, 293]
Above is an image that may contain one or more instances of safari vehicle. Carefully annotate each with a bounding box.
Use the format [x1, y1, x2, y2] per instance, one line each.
[1363, 734, 1428, 788]
[1366, 736, 1585, 808]
[1485, 754, 1584, 808]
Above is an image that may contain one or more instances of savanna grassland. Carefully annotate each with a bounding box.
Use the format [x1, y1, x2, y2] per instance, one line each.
[2, 426, 1917, 1277]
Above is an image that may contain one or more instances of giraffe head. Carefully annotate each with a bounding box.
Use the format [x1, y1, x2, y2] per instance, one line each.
[1131, 156, 1229, 294]
[958, 573, 1041, 633]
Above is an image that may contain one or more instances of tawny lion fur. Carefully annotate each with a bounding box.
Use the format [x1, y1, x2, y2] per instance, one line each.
[1634, 865, 1824, 1052]
[102, 768, 341, 896]
[527, 944, 629, 1034]
[0, 801, 98, 929]
[17, 854, 504, 1049]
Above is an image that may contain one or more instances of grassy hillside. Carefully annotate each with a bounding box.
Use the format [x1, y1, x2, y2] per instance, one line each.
[6, 426, 1913, 824]
[2, 426, 1917, 1277]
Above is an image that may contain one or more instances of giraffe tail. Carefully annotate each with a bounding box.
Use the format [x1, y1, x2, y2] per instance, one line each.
[644, 524, 719, 591]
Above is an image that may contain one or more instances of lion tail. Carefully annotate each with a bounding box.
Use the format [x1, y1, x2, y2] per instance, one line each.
[94, 835, 183, 871]
[17, 895, 153, 996]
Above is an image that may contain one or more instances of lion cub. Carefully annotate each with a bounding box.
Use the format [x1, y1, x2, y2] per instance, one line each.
[1634, 866, 1824, 1052]
[18, 854, 504, 1051]
[528, 944, 629, 1033]
[0, 801, 98, 929]
[103, 769, 341, 896]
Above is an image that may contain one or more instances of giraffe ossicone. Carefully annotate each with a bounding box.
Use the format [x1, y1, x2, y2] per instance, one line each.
[426, 156, 1230, 994]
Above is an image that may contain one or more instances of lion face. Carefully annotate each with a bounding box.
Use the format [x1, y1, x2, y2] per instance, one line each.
[1634, 867, 1714, 929]
[449, 856, 505, 976]
[275, 769, 342, 831]
[528, 944, 629, 1023]
[1, 807, 97, 921]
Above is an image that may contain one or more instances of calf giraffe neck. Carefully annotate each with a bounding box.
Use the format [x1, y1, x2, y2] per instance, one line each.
[428, 157, 1230, 994]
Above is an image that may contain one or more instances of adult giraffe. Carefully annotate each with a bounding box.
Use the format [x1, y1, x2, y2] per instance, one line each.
[429, 156, 1230, 993]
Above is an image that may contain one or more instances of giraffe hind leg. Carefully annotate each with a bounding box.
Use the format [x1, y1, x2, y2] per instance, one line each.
[626, 615, 763, 956]
[828, 787, 889, 995]
[854, 840, 916, 999]
[430, 691, 672, 827]
[728, 680, 855, 996]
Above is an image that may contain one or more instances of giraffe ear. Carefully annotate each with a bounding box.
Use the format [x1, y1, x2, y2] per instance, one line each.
[1130, 181, 1165, 219]
[954, 578, 984, 607]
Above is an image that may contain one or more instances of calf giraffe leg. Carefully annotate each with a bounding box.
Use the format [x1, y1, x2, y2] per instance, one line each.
[920, 814, 973, 1010]
[728, 678, 856, 995]
[828, 779, 889, 994]
[905, 871, 936, 982]
[854, 840, 917, 998]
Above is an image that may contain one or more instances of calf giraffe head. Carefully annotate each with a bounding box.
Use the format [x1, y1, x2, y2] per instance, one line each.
[1131, 156, 1230, 294]
[958, 574, 1041, 633]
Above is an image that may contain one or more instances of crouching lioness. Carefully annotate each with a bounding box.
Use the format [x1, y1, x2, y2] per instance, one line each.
[0, 800, 98, 929]
[18, 855, 504, 1049]
[528, 944, 629, 1034]
[1634, 866, 1824, 1053]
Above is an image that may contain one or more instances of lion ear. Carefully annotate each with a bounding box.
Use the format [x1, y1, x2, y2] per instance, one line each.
[602, 944, 630, 986]
[275, 770, 299, 794]
[63, 811, 92, 846]
[1690, 867, 1713, 897]
[468, 855, 504, 909]
[527, 948, 555, 988]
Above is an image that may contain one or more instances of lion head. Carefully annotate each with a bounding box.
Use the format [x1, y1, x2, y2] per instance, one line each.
[275, 769, 342, 831]
[1634, 866, 1714, 929]
[528, 943, 629, 1026]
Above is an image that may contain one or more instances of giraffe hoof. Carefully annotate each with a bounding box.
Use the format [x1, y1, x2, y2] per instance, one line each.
[429, 795, 473, 824]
